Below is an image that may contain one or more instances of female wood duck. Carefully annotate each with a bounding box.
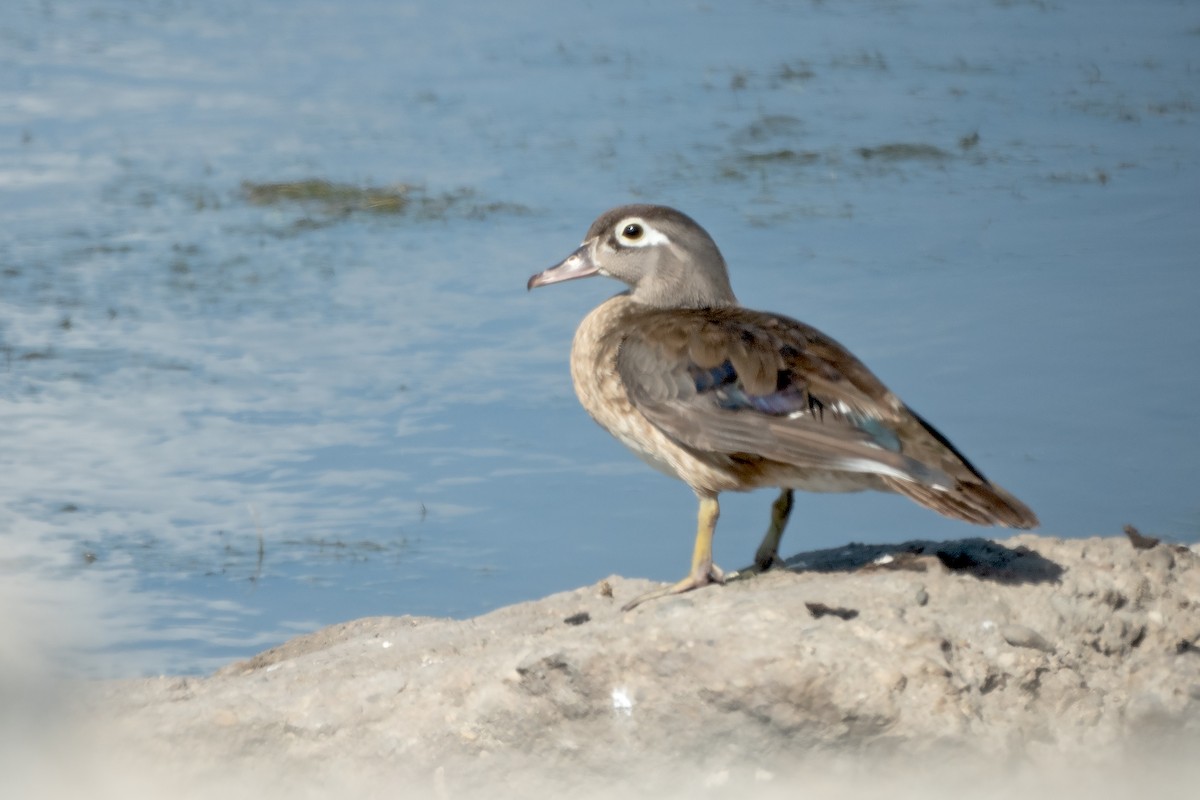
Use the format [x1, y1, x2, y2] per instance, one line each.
[528, 205, 1037, 611]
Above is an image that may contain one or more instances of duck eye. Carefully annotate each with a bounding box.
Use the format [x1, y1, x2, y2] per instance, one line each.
[621, 223, 643, 240]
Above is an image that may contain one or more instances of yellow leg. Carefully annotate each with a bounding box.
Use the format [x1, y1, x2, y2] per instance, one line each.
[752, 488, 794, 571]
[622, 496, 725, 611]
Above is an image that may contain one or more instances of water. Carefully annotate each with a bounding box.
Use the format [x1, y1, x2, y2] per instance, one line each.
[1, 0, 1196, 676]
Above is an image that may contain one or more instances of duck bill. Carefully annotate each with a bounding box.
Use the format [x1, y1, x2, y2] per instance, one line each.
[527, 244, 599, 290]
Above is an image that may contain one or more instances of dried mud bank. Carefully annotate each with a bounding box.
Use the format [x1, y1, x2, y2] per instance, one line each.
[71, 535, 1200, 797]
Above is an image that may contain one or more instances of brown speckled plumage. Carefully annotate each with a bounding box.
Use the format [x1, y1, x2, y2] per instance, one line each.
[529, 204, 1037, 609]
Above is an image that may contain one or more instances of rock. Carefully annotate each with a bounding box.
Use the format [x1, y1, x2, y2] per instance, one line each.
[27, 536, 1200, 798]
[1122, 524, 1159, 550]
[1000, 624, 1056, 653]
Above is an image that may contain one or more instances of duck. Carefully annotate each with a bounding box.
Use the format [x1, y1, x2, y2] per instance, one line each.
[527, 204, 1038, 611]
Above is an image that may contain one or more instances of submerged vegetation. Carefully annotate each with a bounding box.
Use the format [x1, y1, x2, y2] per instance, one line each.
[737, 148, 823, 166]
[244, 179, 412, 214]
[242, 179, 528, 222]
[855, 143, 952, 162]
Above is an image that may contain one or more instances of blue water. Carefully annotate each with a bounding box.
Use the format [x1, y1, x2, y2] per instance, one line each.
[1, 0, 1197, 676]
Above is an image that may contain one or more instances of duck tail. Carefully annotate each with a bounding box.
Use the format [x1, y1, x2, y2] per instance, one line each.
[883, 476, 1039, 529]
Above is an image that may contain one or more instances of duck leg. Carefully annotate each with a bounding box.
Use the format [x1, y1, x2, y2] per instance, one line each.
[752, 488, 794, 571]
[622, 495, 725, 611]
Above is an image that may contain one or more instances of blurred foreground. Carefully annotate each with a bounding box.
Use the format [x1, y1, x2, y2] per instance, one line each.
[4, 534, 1198, 799]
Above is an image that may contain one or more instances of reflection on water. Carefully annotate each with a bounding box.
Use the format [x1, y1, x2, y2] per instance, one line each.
[1, 0, 1197, 676]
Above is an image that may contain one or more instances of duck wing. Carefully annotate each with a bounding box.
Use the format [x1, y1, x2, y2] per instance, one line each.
[616, 306, 1037, 528]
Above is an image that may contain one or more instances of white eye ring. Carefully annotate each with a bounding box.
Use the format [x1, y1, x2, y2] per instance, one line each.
[615, 218, 671, 248]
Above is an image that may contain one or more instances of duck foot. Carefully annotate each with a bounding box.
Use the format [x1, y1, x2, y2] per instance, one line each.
[750, 548, 787, 573]
[750, 488, 794, 573]
[621, 563, 725, 611]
